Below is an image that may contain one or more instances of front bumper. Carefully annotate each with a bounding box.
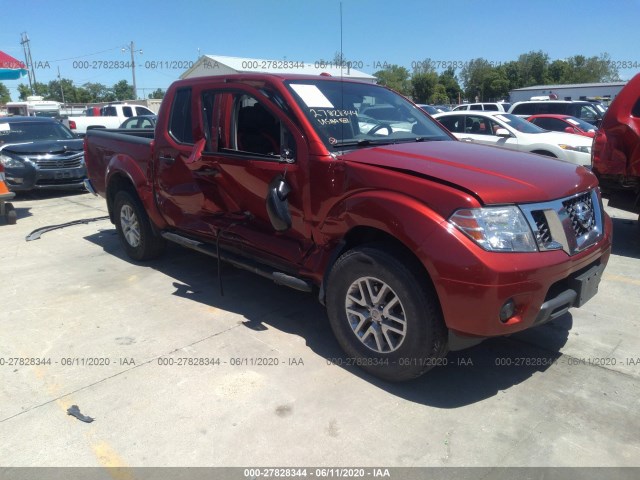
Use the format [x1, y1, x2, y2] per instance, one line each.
[423, 209, 612, 341]
[5, 164, 87, 191]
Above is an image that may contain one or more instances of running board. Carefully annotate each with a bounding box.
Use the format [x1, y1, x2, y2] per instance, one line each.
[161, 232, 313, 292]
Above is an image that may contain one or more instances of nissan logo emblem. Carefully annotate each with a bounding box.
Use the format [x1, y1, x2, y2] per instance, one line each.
[574, 202, 593, 229]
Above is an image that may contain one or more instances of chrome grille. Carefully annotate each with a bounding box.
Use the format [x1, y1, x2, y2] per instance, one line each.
[520, 189, 604, 256]
[23, 152, 84, 170]
[563, 192, 595, 237]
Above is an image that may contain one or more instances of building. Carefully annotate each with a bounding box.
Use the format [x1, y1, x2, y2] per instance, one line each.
[509, 82, 628, 105]
[181, 54, 377, 83]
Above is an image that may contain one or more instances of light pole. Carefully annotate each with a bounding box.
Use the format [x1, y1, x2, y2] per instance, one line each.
[122, 41, 142, 99]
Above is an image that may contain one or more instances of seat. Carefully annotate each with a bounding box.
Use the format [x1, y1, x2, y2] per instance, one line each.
[237, 104, 279, 155]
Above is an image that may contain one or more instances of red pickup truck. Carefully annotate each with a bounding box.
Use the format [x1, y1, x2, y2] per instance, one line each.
[84, 73, 612, 381]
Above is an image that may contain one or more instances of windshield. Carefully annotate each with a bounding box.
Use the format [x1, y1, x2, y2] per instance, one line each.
[285, 79, 452, 148]
[0, 121, 76, 145]
[494, 113, 547, 134]
[565, 116, 597, 131]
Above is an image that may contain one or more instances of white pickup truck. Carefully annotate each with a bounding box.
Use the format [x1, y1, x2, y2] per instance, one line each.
[63, 104, 156, 135]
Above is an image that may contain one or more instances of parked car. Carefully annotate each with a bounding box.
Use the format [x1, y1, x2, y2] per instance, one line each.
[434, 111, 593, 166]
[527, 114, 597, 138]
[592, 73, 640, 199]
[63, 104, 156, 135]
[509, 101, 603, 126]
[453, 102, 511, 112]
[119, 115, 157, 129]
[0, 116, 86, 191]
[83, 73, 611, 381]
[416, 104, 439, 115]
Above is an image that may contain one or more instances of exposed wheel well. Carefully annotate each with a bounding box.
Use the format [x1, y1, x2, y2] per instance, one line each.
[106, 174, 138, 223]
[320, 226, 439, 306]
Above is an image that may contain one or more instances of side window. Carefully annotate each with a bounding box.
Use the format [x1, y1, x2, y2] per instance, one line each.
[122, 106, 133, 118]
[136, 106, 154, 116]
[512, 103, 535, 115]
[488, 120, 503, 135]
[546, 103, 565, 114]
[484, 104, 499, 111]
[103, 106, 117, 116]
[465, 115, 487, 134]
[437, 116, 463, 133]
[229, 94, 289, 157]
[579, 106, 597, 121]
[169, 88, 194, 144]
[470, 104, 482, 110]
[632, 98, 640, 117]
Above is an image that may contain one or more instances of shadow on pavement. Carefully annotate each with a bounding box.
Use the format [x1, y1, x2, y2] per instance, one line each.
[11, 189, 89, 202]
[611, 217, 640, 259]
[84, 228, 572, 408]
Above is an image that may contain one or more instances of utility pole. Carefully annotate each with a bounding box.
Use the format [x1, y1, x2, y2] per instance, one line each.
[20, 32, 36, 94]
[57, 67, 65, 104]
[122, 41, 142, 99]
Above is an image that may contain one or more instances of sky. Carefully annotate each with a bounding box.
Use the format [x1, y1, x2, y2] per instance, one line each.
[1, 0, 639, 101]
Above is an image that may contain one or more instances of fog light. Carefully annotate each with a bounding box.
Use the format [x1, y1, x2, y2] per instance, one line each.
[499, 299, 516, 323]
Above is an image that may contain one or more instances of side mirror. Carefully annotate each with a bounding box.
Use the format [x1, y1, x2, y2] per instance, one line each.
[495, 128, 511, 138]
[266, 174, 292, 231]
[280, 147, 295, 164]
[185, 137, 206, 165]
[564, 126, 576, 134]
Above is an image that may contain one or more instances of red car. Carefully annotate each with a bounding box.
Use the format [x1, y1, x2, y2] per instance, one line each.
[527, 114, 597, 138]
[592, 73, 640, 197]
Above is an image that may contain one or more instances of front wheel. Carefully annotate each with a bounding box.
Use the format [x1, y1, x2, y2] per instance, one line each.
[326, 246, 447, 381]
[114, 190, 165, 261]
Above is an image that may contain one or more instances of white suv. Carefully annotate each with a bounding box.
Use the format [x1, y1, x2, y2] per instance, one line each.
[452, 102, 511, 112]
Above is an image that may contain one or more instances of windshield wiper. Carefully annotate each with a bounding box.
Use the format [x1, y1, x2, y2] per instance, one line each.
[332, 139, 394, 148]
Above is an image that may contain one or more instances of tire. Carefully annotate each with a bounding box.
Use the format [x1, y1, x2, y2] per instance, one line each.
[326, 246, 447, 382]
[5, 203, 17, 225]
[113, 190, 165, 261]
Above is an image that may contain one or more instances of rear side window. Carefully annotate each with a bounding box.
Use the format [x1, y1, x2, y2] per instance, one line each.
[632, 98, 640, 117]
[437, 115, 465, 133]
[122, 106, 133, 118]
[470, 104, 482, 110]
[483, 104, 499, 111]
[169, 88, 194, 144]
[512, 103, 536, 115]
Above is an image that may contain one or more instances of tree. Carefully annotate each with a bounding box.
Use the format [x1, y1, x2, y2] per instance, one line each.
[17, 82, 48, 100]
[112, 80, 135, 101]
[460, 58, 494, 101]
[373, 65, 411, 96]
[411, 72, 438, 103]
[148, 88, 165, 99]
[438, 67, 462, 104]
[0, 83, 10, 103]
[429, 84, 449, 104]
[46, 78, 77, 103]
[516, 51, 549, 86]
[83, 82, 113, 102]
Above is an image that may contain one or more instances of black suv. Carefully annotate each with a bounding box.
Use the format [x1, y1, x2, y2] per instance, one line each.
[508, 101, 603, 126]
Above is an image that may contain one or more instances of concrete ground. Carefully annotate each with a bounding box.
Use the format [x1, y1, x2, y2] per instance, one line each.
[0, 189, 639, 470]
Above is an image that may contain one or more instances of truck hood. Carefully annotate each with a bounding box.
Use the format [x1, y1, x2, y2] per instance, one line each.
[338, 141, 597, 204]
[0, 139, 83, 155]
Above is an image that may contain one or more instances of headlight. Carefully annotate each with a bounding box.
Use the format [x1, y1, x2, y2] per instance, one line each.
[559, 144, 591, 154]
[0, 153, 25, 168]
[449, 206, 537, 252]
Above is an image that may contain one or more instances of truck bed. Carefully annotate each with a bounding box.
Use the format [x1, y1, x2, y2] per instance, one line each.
[84, 128, 155, 197]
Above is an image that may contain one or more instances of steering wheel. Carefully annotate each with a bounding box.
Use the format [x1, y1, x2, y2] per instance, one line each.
[368, 123, 393, 135]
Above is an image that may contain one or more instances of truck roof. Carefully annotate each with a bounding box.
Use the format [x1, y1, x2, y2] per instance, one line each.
[169, 73, 374, 89]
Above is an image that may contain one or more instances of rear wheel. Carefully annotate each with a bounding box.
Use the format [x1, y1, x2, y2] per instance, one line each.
[326, 246, 447, 381]
[114, 190, 165, 261]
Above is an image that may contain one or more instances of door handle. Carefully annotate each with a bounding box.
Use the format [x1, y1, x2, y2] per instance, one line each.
[460, 137, 474, 142]
[158, 155, 175, 163]
[194, 168, 220, 177]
